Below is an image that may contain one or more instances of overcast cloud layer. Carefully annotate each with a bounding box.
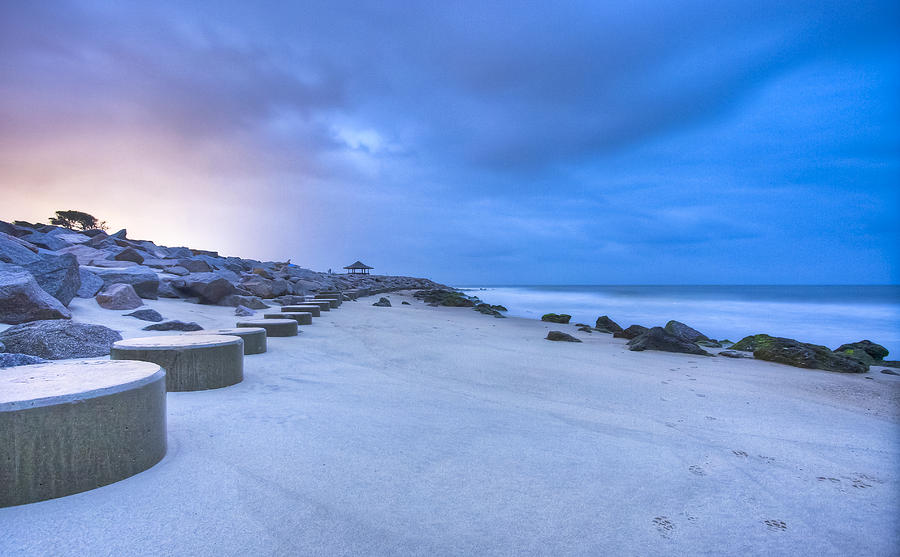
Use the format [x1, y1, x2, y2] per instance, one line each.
[1, 1, 897, 284]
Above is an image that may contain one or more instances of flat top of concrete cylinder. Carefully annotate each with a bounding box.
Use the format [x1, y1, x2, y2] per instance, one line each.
[0, 360, 164, 410]
[113, 335, 242, 350]
[185, 328, 265, 335]
[237, 319, 296, 325]
[271, 312, 312, 316]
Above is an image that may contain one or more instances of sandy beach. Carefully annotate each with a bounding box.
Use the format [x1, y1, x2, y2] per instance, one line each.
[2, 291, 898, 556]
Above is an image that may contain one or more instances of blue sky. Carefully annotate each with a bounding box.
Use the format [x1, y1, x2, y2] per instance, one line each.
[1, 1, 897, 284]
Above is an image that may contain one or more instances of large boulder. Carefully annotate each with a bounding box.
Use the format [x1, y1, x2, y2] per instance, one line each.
[664, 320, 710, 343]
[594, 315, 623, 333]
[55, 244, 106, 265]
[546, 331, 582, 342]
[0, 232, 40, 265]
[87, 266, 159, 299]
[730, 334, 868, 373]
[95, 283, 143, 310]
[627, 327, 710, 355]
[835, 340, 889, 362]
[177, 258, 212, 273]
[0, 270, 72, 324]
[22, 253, 81, 306]
[0, 320, 122, 359]
[76, 268, 104, 298]
[613, 324, 649, 340]
[541, 313, 571, 324]
[113, 247, 145, 264]
[372, 297, 392, 307]
[175, 272, 237, 304]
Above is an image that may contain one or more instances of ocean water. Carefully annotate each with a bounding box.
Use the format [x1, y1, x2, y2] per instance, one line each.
[458, 285, 900, 356]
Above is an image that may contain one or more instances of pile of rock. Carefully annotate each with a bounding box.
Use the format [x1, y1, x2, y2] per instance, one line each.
[551, 308, 891, 374]
[1, 219, 449, 327]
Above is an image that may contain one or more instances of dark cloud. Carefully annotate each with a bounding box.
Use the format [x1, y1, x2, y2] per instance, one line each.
[0, 0, 896, 284]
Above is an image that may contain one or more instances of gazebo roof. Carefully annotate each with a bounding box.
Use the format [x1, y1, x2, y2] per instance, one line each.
[343, 260, 374, 270]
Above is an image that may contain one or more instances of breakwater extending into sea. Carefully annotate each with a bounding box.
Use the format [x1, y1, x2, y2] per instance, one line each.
[459, 285, 900, 355]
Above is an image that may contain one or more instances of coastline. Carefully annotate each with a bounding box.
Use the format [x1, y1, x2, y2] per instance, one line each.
[2, 290, 898, 555]
[459, 284, 900, 355]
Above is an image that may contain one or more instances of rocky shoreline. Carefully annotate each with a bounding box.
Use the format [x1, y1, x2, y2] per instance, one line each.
[1, 218, 448, 365]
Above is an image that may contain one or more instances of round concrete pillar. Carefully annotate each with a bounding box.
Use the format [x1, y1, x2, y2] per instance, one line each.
[185, 327, 267, 355]
[236, 318, 298, 337]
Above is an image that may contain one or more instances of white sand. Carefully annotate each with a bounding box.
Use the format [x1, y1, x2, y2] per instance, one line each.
[1, 292, 898, 555]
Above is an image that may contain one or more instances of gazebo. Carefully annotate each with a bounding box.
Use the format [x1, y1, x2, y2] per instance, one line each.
[343, 261, 374, 275]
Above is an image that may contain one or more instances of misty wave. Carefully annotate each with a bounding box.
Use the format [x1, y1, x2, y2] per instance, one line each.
[459, 285, 900, 355]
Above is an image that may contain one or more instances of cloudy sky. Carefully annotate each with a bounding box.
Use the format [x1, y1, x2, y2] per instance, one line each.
[1, 1, 897, 284]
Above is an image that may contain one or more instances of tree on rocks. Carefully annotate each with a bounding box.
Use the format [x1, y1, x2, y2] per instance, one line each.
[49, 210, 108, 231]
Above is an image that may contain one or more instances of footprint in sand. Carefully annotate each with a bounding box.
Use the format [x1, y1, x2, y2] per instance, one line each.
[732, 450, 748, 458]
[764, 519, 787, 531]
[653, 516, 675, 538]
[695, 393, 707, 398]
[688, 465, 706, 476]
[705, 416, 717, 420]
[758, 455, 775, 464]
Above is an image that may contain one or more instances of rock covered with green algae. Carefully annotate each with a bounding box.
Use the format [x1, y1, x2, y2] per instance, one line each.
[541, 313, 571, 324]
[730, 334, 868, 373]
[835, 340, 888, 362]
[413, 289, 476, 307]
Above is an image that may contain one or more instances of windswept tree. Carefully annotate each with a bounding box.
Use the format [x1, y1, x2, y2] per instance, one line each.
[49, 210, 108, 231]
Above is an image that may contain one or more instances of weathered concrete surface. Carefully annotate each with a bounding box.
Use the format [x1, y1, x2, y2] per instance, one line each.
[111, 335, 243, 392]
[267, 312, 312, 325]
[186, 328, 267, 355]
[281, 304, 321, 317]
[0, 360, 166, 508]
[313, 296, 341, 308]
[301, 299, 331, 311]
[236, 319, 298, 337]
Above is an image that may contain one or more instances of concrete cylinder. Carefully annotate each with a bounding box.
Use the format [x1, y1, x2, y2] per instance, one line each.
[281, 304, 321, 317]
[266, 311, 312, 325]
[315, 298, 340, 309]
[315, 294, 342, 307]
[236, 318, 298, 337]
[300, 300, 331, 311]
[111, 335, 243, 392]
[185, 327, 267, 355]
[0, 360, 167, 508]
